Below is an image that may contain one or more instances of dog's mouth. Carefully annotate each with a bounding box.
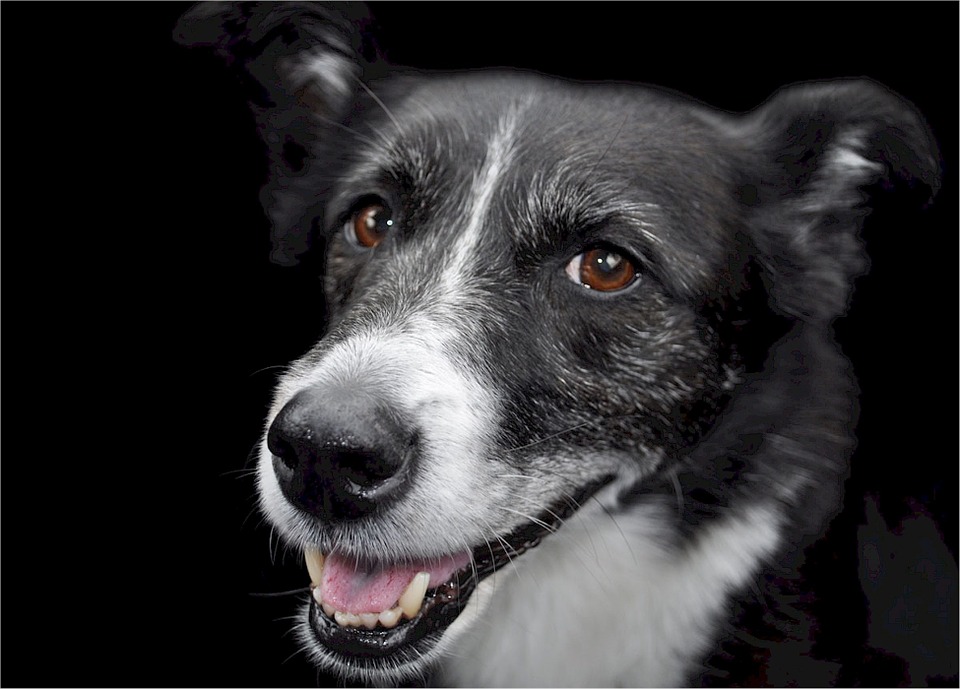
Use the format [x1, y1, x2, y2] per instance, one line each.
[302, 477, 612, 665]
[303, 526, 533, 662]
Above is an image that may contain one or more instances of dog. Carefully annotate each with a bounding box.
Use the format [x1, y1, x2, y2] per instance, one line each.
[177, 4, 942, 685]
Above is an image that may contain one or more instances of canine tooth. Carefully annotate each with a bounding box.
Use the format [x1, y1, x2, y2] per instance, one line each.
[359, 613, 379, 630]
[398, 572, 430, 619]
[378, 606, 402, 628]
[321, 602, 336, 618]
[304, 548, 325, 586]
[312, 588, 323, 606]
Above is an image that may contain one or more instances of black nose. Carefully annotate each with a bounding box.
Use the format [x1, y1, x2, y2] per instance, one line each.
[267, 387, 416, 521]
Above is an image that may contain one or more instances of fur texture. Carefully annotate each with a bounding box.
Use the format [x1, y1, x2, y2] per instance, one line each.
[176, 4, 941, 685]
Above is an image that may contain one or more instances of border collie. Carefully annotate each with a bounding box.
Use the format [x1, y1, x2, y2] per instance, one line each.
[177, 4, 940, 685]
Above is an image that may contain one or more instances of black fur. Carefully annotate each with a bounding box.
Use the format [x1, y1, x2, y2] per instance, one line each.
[176, 3, 947, 685]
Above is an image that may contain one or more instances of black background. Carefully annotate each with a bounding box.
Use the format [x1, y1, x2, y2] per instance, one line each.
[2, 2, 956, 687]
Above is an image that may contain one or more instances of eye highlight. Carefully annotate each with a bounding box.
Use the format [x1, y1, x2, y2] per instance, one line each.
[345, 203, 394, 248]
[565, 246, 638, 292]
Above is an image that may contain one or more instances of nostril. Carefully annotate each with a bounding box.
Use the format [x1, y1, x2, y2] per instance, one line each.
[266, 423, 300, 471]
[335, 447, 388, 486]
[330, 442, 412, 494]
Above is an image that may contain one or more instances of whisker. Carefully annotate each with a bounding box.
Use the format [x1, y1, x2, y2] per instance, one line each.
[495, 472, 586, 515]
[497, 468, 631, 580]
[510, 494, 566, 529]
[281, 641, 310, 666]
[356, 77, 402, 133]
[248, 363, 288, 378]
[250, 587, 312, 598]
[475, 515, 523, 586]
[589, 492, 639, 566]
[273, 613, 307, 624]
[241, 505, 259, 531]
[587, 112, 629, 177]
[269, 525, 281, 567]
[505, 421, 593, 453]
[310, 111, 377, 146]
[668, 467, 685, 516]
[496, 505, 554, 532]
[504, 495, 622, 592]
[220, 467, 259, 480]
[243, 440, 262, 469]
[242, 503, 269, 533]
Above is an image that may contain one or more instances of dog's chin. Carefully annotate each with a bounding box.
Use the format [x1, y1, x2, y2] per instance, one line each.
[294, 600, 446, 684]
[288, 475, 617, 683]
[294, 572, 489, 685]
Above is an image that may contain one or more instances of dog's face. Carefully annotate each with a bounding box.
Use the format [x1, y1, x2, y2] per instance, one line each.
[178, 4, 939, 684]
[260, 79, 749, 678]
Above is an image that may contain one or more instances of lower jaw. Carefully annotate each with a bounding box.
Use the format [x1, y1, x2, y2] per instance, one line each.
[305, 555, 484, 663]
[306, 600, 439, 668]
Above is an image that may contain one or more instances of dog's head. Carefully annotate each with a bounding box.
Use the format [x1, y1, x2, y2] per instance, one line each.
[178, 4, 939, 683]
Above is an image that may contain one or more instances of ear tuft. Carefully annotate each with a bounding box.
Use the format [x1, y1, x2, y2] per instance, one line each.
[756, 80, 940, 198]
[175, 2, 367, 113]
[175, 2, 373, 265]
[740, 79, 941, 321]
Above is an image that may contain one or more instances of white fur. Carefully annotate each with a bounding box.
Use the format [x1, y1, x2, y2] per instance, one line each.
[830, 146, 876, 174]
[441, 104, 524, 292]
[258, 312, 511, 561]
[828, 131, 882, 176]
[439, 487, 782, 687]
[288, 51, 356, 104]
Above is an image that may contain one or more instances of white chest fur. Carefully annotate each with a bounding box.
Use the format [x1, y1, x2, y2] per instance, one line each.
[441, 499, 781, 687]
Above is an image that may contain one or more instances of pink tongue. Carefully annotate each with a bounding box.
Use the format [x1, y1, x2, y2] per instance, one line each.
[321, 551, 471, 615]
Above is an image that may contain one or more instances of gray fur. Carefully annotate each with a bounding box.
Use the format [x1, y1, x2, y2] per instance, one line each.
[177, 4, 940, 685]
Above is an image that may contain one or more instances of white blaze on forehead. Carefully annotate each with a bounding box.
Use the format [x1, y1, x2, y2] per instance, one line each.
[441, 105, 525, 288]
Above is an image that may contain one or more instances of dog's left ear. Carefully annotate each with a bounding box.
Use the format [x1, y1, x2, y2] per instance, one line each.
[175, 2, 375, 265]
[737, 79, 941, 322]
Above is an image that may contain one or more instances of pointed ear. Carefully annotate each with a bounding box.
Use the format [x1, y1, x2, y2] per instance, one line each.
[175, 2, 374, 265]
[738, 79, 940, 321]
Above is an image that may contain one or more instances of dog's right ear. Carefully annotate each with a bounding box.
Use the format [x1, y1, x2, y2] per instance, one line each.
[175, 2, 373, 265]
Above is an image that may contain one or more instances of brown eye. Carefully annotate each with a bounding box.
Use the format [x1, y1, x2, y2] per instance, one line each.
[565, 247, 638, 292]
[347, 204, 394, 248]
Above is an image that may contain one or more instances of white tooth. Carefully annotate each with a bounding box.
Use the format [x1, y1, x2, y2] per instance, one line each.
[359, 613, 379, 630]
[312, 588, 323, 606]
[321, 602, 336, 618]
[398, 572, 430, 619]
[378, 606, 402, 628]
[334, 610, 362, 627]
[304, 548, 325, 587]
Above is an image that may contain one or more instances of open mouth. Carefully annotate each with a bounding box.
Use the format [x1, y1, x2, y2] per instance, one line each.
[303, 518, 552, 661]
[302, 477, 613, 663]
